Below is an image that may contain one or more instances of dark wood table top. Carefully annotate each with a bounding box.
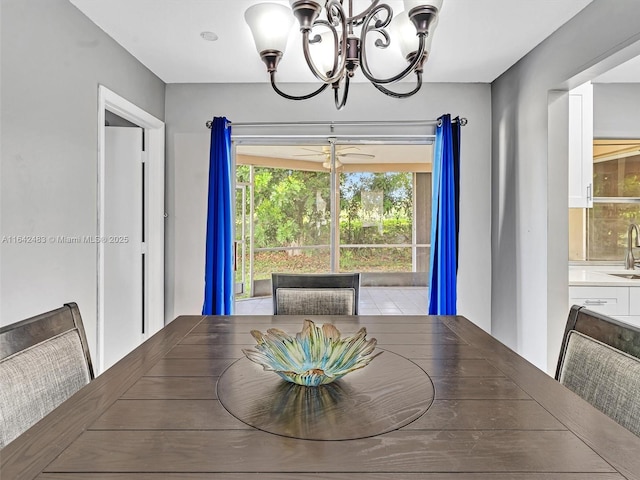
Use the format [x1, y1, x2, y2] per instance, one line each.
[3, 314, 640, 480]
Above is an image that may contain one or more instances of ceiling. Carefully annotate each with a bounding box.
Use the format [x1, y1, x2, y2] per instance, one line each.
[67, 0, 624, 85]
[237, 144, 434, 171]
[592, 55, 640, 83]
[68, 0, 639, 168]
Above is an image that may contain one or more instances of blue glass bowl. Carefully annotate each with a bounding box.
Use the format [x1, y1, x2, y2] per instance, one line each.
[242, 319, 381, 387]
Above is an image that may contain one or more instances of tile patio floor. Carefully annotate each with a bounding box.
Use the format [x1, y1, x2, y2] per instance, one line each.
[234, 286, 429, 315]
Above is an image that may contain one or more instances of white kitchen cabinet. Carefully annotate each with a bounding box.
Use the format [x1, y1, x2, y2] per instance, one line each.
[620, 287, 640, 328]
[569, 285, 640, 327]
[628, 286, 640, 315]
[569, 285, 629, 316]
[568, 81, 593, 208]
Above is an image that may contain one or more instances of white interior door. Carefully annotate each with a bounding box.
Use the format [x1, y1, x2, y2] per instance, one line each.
[103, 126, 144, 370]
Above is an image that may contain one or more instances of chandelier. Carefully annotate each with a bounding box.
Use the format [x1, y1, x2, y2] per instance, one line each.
[244, 0, 443, 110]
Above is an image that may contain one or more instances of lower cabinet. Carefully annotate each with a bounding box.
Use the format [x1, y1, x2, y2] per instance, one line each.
[569, 286, 629, 315]
[625, 288, 640, 327]
[569, 285, 640, 328]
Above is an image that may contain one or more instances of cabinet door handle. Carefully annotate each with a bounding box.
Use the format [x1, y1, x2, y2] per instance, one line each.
[586, 183, 592, 202]
[584, 299, 606, 305]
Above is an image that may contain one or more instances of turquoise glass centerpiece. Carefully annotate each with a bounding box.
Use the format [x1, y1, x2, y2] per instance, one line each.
[242, 319, 381, 386]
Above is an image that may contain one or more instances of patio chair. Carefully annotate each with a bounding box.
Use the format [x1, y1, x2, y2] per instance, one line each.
[0, 302, 94, 448]
[271, 273, 360, 315]
[555, 305, 640, 437]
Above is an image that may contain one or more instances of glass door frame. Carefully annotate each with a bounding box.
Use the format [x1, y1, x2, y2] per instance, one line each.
[234, 182, 248, 295]
[232, 134, 434, 298]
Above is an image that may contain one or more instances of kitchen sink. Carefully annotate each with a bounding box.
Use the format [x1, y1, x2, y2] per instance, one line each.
[608, 273, 640, 280]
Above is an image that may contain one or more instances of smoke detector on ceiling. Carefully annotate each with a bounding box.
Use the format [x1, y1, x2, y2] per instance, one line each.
[200, 31, 219, 42]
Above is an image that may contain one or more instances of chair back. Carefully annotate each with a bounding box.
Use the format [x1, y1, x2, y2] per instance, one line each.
[556, 305, 640, 436]
[271, 273, 360, 315]
[0, 302, 94, 448]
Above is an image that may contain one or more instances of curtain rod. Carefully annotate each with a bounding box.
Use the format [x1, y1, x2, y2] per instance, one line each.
[205, 118, 468, 129]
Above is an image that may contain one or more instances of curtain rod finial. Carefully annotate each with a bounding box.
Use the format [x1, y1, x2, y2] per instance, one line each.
[438, 117, 468, 127]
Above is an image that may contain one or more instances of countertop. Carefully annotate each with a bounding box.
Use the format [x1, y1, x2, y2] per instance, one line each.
[569, 266, 640, 286]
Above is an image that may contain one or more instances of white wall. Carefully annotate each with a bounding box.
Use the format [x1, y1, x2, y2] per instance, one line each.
[164, 82, 492, 330]
[0, 0, 165, 359]
[593, 83, 640, 137]
[491, 0, 640, 372]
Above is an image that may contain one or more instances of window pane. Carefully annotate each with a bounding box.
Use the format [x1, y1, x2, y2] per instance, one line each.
[339, 172, 417, 272]
[594, 154, 640, 197]
[587, 203, 640, 260]
[252, 166, 331, 278]
[573, 146, 640, 261]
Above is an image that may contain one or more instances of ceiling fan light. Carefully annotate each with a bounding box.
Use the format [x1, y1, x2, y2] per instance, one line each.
[245, 3, 295, 55]
[322, 158, 342, 170]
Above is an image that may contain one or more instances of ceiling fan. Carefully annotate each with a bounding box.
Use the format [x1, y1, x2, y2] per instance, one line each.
[294, 146, 375, 170]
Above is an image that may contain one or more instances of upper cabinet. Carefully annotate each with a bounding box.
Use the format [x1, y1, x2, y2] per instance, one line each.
[568, 81, 594, 208]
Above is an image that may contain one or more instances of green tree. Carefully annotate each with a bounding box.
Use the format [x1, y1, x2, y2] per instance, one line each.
[252, 167, 330, 248]
[340, 172, 413, 244]
[235, 166, 415, 277]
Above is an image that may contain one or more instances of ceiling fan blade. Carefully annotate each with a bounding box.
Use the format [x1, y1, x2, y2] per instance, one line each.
[299, 147, 327, 154]
[338, 153, 375, 158]
[291, 146, 373, 159]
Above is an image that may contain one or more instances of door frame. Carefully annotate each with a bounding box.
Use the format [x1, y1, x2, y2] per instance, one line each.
[97, 85, 165, 373]
[233, 136, 434, 299]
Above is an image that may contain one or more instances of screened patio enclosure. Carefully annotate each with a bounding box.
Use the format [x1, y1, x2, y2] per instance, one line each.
[233, 137, 434, 298]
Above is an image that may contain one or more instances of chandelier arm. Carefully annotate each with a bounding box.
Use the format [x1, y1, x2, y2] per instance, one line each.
[345, 0, 381, 25]
[269, 72, 329, 100]
[301, 18, 347, 84]
[333, 76, 350, 110]
[315, 19, 341, 81]
[360, 3, 393, 48]
[371, 71, 423, 99]
[360, 12, 428, 85]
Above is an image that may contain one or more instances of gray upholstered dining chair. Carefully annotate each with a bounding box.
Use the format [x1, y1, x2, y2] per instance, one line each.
[0, 302, 94, 448]
[555, 305, 640, 437]
[271, 272, 360, 315]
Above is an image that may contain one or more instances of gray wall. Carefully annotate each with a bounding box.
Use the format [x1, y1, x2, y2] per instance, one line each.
[594, 83, 640, 138]
[0, 0, 165, 358]
[164, 82, 492, 330]
[491, 0, 640, 372]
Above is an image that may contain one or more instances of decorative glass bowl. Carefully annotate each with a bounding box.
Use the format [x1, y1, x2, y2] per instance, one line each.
[242, 319, 381, 387]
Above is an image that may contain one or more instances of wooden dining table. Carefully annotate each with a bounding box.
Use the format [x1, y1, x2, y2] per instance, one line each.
[3, 314, 640, 479]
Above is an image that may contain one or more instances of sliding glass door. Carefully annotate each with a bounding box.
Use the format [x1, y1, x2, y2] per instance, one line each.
[235, 141, 432, 298]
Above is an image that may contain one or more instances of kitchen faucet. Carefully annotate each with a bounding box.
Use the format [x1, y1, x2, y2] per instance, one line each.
[625, 223, 640, 269]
